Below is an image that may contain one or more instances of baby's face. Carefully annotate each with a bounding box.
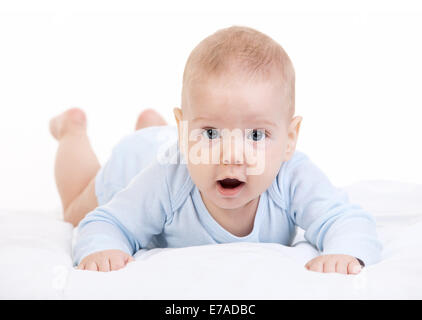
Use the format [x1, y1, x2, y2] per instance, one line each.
[175, 75, 301, 210]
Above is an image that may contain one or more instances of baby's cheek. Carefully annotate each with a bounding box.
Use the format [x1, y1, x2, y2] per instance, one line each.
[187, 163, 212, 188]
[245, 143, 273, 176]
[247, 171, 274, 195]
[265, 151, 283, 176]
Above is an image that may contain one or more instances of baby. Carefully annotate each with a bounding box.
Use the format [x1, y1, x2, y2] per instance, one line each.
[50, 25, 382, 274]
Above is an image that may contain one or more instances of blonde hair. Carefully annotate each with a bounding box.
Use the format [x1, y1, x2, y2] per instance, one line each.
[181, 25, 295, 118]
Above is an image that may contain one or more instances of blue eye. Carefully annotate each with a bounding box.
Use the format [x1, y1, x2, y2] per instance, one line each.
[247, 129, 266, 142]
[202, 128, 220, 140]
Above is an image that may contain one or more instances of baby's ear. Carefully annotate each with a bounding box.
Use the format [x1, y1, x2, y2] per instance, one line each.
[285, 116, 303, 159]
[173, 107, 187, 157]
[173, 107, 183, 124]
[173, 107, 183, 139]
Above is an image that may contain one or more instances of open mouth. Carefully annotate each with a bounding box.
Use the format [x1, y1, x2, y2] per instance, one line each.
[218, 178, 243, 189]
[216, 178, 245, 197]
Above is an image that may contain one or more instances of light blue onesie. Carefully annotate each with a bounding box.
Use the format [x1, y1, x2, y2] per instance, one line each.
[73, 125, 382, 266]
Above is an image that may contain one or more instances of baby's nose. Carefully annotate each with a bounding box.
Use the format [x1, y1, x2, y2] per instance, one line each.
[221, 131, 244, 165]
[222, 157, 243, 165]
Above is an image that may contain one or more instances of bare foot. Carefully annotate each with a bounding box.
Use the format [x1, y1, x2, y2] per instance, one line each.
[135, 108, 167, 130]
[49, 108, 87, 140]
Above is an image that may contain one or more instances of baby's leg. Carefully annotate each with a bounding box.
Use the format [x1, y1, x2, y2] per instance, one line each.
[50, 108, 167, 226]
[50, 108, 100, 226]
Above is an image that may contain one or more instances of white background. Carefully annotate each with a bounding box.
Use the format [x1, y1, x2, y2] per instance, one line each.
[0, 0, 421, 212]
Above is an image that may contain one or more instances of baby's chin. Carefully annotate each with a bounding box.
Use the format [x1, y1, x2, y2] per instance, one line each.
[207, 183, 257, 210]
[211, 197, 249, 210]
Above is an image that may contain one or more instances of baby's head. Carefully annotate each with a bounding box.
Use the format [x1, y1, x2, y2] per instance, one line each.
[173, 25, 302, 210]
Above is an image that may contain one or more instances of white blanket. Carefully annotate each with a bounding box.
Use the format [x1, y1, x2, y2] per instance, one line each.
[1, 180, 421, 299]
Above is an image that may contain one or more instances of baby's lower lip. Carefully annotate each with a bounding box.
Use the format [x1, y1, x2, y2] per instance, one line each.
[216, 181, 245, 197]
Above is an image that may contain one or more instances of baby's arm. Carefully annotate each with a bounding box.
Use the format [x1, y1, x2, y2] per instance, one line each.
[73, 160, 172, 271]
[282, 152, 382, 274]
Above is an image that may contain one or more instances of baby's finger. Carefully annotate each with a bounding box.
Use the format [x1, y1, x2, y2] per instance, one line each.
[109, 255, 126, 271]
[98, 258, 111, 272]
[323, 260, 336, 273]
[306, 260, 323, 273]
[77, 263, 85, 270]
[127, 256, 135, 263]
[304, 257, 316, 269]
[347, 260, 362, 275]
[335, 261, 348, 274]
[85, 261, 98, 271]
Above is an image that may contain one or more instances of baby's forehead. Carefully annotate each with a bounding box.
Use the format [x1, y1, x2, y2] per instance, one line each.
[185, 76, 289, 121]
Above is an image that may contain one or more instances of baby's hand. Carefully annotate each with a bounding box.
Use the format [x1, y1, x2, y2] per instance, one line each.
[305, 254, 363, 275]
[77, 249, 135, 272]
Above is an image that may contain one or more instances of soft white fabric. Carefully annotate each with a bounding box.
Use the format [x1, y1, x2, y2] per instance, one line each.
[0, 180, 421, 299]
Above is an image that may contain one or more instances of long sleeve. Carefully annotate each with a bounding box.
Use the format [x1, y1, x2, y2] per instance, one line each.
[281, 152, 383, 266]
[72, 160, 173, 266]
